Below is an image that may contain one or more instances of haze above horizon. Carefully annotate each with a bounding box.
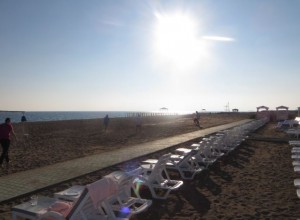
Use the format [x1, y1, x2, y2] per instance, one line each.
[1, 0, 299, 112]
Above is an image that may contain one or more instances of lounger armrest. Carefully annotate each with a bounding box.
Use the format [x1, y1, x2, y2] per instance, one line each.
[129, 199, 152, 214]
[169, 180, 184, 190]
[140, 164, 155, 171]
[127, 167, 143, 176]
[38, 211, 65, 220]
[170, 154, 182, 158]
[142, 159, 158, 164]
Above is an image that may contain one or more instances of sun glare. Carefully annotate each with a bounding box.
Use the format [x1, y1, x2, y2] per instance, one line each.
[153, 12, 207, 72]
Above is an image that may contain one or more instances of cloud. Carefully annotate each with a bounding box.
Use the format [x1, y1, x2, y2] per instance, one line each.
[202, 36, 235, 42]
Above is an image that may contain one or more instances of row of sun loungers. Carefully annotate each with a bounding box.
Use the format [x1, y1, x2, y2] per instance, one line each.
[280, 118, 300, 199]
[287, 129, 300, 139]
[12, 118, 268, 220]
[276, 117, 300, 130]
[277, 117, 300, 139]
[290, 140, 300, 198]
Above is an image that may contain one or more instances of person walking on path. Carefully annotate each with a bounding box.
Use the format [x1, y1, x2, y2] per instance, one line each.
[103, 114, 110, 132]
[0, 118, 17, 168]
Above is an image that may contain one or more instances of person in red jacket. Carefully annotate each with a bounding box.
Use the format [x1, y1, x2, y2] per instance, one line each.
[0, 118, 16, 168]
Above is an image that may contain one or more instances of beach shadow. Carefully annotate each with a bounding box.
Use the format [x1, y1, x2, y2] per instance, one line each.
[222, 156, 245, 169]
[178, 182, 211, 216]
[134, 189, 185, 220]
[237, 144, 255, 157]
[210, 164, 232, 182]
[127, 133, 136, 138]
[242, 146, 255, 154]
[236, 154, 250, 163]
[238, 150, 254, 158]
[0, 166, 10, 176]
[132, 199, 167, 220]
[194, 175, 222, 196]
[221, 150, 247, 169]
[159, 192, 185, 218]
[135, 178, 211, 219]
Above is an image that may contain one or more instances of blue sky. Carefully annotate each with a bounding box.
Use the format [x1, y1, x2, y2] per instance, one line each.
[0, 0, 299, 112]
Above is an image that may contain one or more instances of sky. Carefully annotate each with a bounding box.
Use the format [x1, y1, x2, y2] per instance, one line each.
[0, 0, 299, 112]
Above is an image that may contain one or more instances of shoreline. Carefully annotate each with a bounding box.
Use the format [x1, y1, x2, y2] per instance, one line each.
[0, 111, 253, 123]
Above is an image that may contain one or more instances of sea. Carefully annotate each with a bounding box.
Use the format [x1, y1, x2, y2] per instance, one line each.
[0, 111, 190, 123]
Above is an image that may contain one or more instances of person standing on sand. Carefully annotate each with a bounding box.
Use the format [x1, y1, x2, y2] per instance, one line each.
[136, 114, 142, 133]
[103, 114, 110, 132]
[194, 111, 201, 128]
[21, 112, 27, 122]
[196, 111, 200, 120]
[0, 118, 17, 168]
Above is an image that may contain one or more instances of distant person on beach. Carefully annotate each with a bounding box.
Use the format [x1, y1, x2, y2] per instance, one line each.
[21, 113, 27, 122]
[0, 118, 17, 168]
[103, 114, 110, 132]
[194, 111, 201, 128]
[136, 114, 142, 133]
[196, 111, 200, 120]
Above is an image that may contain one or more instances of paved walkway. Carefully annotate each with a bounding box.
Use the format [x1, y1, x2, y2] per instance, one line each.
[0, 119, 251, 203]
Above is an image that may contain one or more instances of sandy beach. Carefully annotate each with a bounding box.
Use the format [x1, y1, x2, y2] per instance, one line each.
[2, 113, 249, 176]
[1, 113, 300, 219]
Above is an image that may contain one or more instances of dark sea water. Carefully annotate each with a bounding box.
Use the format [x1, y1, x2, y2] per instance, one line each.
[0, 111, 185, 123]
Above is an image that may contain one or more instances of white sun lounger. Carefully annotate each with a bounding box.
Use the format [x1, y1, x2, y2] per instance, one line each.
[138, 153, 183, 199]
[142, 150, 204, 180]
[294, 166, 300, 173]
[290, 140, 300, 146]
[294, 179, 300, 187]
[297, 189, 300, 199]
[292, 155, 300, 160]
[293, 161, 300, 166]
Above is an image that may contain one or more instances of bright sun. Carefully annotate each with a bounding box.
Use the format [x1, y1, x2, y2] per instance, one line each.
[153, 12, 207, 72]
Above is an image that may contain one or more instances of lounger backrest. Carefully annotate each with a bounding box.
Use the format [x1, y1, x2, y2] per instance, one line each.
[202, 146, 213, 157]
[156, 153, 171, 166]
[86, 178, 117, 209]
[104, 171, 134, 198]
[66, 188, 96, 220]
[176, 149, 198, 169]
[149, 153, 171, 183]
